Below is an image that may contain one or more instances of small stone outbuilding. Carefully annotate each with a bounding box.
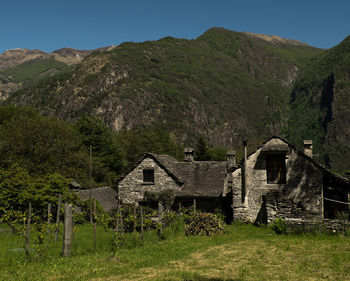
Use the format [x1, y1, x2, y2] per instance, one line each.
[75, 186, 118, 212]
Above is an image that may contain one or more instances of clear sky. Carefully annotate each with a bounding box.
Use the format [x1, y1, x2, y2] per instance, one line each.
[1, 0, 349, 53]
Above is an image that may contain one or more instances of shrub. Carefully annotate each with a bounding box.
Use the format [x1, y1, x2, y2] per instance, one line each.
[185, 212, 224, 236]
[162, 210, 177, 227]
[271, 218, 287, 234]
[144, 189, 175, 210]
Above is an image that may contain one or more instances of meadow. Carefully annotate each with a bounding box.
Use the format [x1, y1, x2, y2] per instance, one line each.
[0, 222, 350, 281]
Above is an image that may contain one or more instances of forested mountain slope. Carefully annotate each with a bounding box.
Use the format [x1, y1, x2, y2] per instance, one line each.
[5, 28, 322, 149]
[288, 36, 350, 173]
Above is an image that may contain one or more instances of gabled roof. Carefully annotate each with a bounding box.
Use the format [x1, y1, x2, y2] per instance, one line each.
[173, 161, 227, 197]
[147, 154, 227, 197]
[75, 186, 118, 212]
[117, 153, 227, 198]
[249, 136, 350, 186]
[116, 153, 184, 186]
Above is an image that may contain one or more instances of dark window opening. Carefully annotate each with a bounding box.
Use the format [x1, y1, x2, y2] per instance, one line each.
[266, 155, 286, 184]
[143, 169, 154, 183]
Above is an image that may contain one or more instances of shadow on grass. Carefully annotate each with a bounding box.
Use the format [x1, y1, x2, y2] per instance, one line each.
[181, 272, 241, 281]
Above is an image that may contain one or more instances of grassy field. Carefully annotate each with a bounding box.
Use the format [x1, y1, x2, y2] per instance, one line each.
[0, 223, 349, 280]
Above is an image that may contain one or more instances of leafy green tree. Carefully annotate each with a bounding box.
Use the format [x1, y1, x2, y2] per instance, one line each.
[116, 128, 183, 167]
[75, 115, 126, 184]
[0, 165, 76, 212]
[208, 146, 227, 161]
[0, 106, 87, 180]
[0, 164, 32, 212]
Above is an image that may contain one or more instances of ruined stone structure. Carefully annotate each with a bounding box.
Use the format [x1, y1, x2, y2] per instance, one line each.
[224, 137, 350, 224]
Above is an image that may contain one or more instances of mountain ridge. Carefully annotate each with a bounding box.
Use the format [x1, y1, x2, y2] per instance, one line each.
[4, 28, 323, 151]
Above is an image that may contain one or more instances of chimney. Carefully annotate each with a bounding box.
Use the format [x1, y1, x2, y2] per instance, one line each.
[184, 148, 194, 162]
[227, 150, 236, 169]
[303, 140, 313, 158]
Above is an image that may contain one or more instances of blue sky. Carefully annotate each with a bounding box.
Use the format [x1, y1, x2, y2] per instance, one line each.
[1, 0, 349, 53]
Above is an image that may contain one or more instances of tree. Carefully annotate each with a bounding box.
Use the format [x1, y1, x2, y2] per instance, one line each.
[75, 115, 126, 184]
[0, 165, 77, 212]
[195, 135, 210, 161]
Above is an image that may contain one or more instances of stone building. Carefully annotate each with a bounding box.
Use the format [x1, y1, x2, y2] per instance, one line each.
[117, 137, 350, 224]
[117, 151, 232, 216]
[223, 137, 350, 224]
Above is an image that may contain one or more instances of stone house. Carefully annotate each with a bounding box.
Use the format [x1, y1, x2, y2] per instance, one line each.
[117, 150, 233, 217]
[117, 137, 350, 224]
[223, 137, 350, 224]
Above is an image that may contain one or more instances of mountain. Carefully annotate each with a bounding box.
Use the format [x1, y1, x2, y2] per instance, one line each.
[288, 35, 350, 173]
[0, 47, 117, 100]
[3, 27, 323, 150]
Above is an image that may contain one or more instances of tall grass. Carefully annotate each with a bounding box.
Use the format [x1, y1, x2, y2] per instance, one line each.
[0, 222, 350, 280]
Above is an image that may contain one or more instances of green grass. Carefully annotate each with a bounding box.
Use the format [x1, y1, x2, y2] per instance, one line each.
[0, 57, 72, 85]
[1, 223, 350, 280]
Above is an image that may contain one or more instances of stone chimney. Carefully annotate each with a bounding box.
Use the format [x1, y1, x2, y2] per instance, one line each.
[303, 140, 313, 158]
[226, 151, 236, 169]
[184, 148, 194, 162]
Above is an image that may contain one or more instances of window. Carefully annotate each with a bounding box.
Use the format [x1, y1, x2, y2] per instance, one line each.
[143, 169, 154, 183]
[266, 155, 286, 184]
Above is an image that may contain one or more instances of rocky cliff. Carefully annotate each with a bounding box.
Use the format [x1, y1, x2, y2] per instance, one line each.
[4, 28, 323, 150]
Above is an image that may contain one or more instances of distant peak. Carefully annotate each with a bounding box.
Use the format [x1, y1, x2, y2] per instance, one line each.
[243, 32, 309, 46]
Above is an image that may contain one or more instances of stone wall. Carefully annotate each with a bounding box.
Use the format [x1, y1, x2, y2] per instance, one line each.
[231, 138, 323, 223]
[118, 157, 181, 204]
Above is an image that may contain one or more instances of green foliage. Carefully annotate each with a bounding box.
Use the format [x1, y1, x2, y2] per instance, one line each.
[208, 146, 227, 161]
[116, 128, 184, 166]
[75, 114, 126, 184]
[194, 135, 210, 161]
[271, 218, 287, 235]
[0, 106, 89, 182]
[288, 36, 350, 172]
[3, 28, 323, 153]
[0, 165, 77, 212]
[0, 57, 72, 86]
[194, 136, 228, 161]
[144, 189, 175, 210]
[184, 212, 224, 236]
[162, 210, 178, 227]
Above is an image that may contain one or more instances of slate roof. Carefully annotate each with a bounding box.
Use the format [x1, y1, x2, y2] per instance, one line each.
[75, 187, 118, 212]
[251, 136, 350, 186]
[148, 154, 227, 198]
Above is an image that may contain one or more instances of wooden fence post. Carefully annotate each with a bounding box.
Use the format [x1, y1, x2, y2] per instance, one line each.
[133, 202, 137, 233]
[93, 200, 97, 253]
[193, 199, 197, 214]
[158, 201, 163, 223]
[24, 202, 32, 258]
[62, 203, 73, 257]
[115, 203, 120, 232]
[55, 194, 62, 242]
[48, 203, 52, 224]
[47, 203, 52, 234]
[140, 205, 144, 241]
[120, 209, 124, 237]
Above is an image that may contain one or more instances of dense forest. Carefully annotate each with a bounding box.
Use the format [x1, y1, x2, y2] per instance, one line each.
[0, 105, 228, 211]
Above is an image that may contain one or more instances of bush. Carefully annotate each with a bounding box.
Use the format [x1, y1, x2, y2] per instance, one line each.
[144, 189, 175, 210]
[185, 212, 224, 236]
[271, 218, 287, 234]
